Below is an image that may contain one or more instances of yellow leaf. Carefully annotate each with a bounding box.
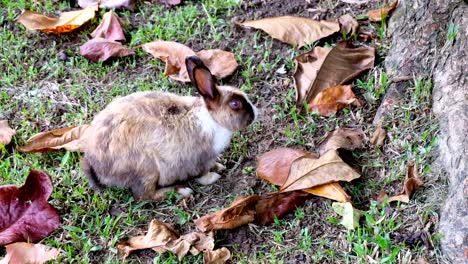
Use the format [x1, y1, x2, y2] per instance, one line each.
[305, 183, 351, 203]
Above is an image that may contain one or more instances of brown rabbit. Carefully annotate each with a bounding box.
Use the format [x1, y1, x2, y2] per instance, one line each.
[81, 56, 257, 200]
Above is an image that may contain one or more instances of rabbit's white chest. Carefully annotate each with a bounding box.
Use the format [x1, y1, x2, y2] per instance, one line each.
[196, 108, 233, 154]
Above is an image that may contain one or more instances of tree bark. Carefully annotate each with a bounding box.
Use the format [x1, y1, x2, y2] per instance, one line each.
[382, 0, 467, 262]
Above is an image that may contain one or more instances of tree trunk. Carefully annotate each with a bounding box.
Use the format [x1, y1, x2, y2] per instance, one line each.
[381, 0, 467, 262]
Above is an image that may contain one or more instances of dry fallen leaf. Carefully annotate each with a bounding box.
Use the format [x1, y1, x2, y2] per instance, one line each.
[17, 125, 89, 153]
[203, 247, 231, 264]
[332, 202, 363, 230]
[141, 41, 238, 82]
[78, 0, 135, 10]
[238, 16, 340, 48]
[378, 164, 423, 203]
[0, 170, 60, 246]
[293, 43, 375, 110]
[17, 4, 98, 33]
[91, 11, 125, 41]
[80, 38, 135, 62]
[309, 85, 361, 116]
[370, 125, 386, 147]
[256, 148, 351, 202]
[0, 120, 16, 145]
[195, 195, 259, 232]
[367, 0, 399, 22]
[160, 0, 183, 6]
[281, 149, 361, 193]
[255, 191, 312, 225]
[318, 127, 366, 156]
[338, 14, 359, 36]
[0, 242, 59, 264]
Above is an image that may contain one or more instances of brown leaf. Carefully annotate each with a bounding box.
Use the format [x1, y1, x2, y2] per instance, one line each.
[160, 0, 183, 6]
[91, 11, 125, 41]
[0, 170, 60, 245]
[17, 4, 98, 33]
[318, 127, 366, 155]
[370, 125, 386, 147]
[304, 183, 351, 203]
[256, 148, 312, 186]
[238, 16, 340, 48]
[309, 85, 361, 116]
[379, 164, 423, 203]
[0, 242, 59, 264]
[293, 43, 375, 109]
[195, 196, 259, 232]
[78, 0, 135, 10]
[0, 120, 16, 145]
[196, 49, 239, 79]
[256, 148, 351, 202]
[367, 0, 399, 22]
[281, 149, 361, 193]
[338, 14, 359, 36]
[80, 38, 135, 62]
[203, 247, 230, 264]
[256, 191, 312, 225]
[17, 125, 89, 153]
[141, 41, 237, 82]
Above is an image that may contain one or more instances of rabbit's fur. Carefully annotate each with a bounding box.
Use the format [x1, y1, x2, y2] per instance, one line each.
[81, 56, 257, 200]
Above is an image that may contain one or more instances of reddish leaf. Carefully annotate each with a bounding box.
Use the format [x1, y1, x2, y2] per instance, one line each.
[78, 0, 135, 10]
[0, 120, 16, 145]
[0, 242, 59, 264]
[91, 11, 126, 42]
[0, 170, 60, 245]
[256, 191, 311, 225]
[367, 0, 399, 22]
[308, 85, 361, 116]
[80, 38, 134, 62]
[318, 127, 366, 155]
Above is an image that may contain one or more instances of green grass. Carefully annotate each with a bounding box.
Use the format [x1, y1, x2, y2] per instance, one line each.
[0, 0, 450, 263]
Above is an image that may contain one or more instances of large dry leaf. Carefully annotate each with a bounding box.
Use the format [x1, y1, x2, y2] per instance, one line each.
[331, 202, 363, 230]
[256, 191, 312, 225]
[203, 247, 231, 264]
[141, 41, 238, 82]
[17, 4, 98, 33]
[379, 164, 423, 203]
[338, 14, 359, 36]
[0, 242, 59, 264]
[0, 170, 60, 245]
[91, 11, 125, 41]
[309, 85, 361, 116]
[78, 0, 135, 10]
[370, 125, 386, 147]
[80, 38, 135, 62]
[0, 120, 16, 145]
[195, 196, 259, 232]
[294, 43, 375, 109]
[318, 127, 366, 156]
[18, 125, 89, 153]
[256, 148, 351, 202]
[281, 149, 360, 193]
[367, 0, 399, 22]
[238, 16, 340, 48]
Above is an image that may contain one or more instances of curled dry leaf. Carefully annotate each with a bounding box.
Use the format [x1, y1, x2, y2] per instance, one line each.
[318, 127, 366, 155]
[256, 148, 351, 202]
[0, 120, 16, 145]
[17, 125, 89, 153]
[203, 247, 231, 264]
[78, 0, 135, 10]
[370, 125, 386, 147]
[331, 202, 363, 230]
[0, 242, 59, 264]
[378, 164, 423, 203]
[0, 170, 60, 245]
[293, 43, 375, 110]
[281, 149, 361, 193]
[195, 195, 259, 232]
[238, 16, 340, 48]
[309, 85, 361, 116]
[17, 4, 98, 33]
[338, 14, 359, 36]
[91, 11, 125, 41]
[80, 38, 135, 62]
[367, 0, 399, 22]
[141, 41, 238, 82]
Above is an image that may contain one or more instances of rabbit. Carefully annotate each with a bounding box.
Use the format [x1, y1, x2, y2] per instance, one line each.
[81, 56, 257, 201]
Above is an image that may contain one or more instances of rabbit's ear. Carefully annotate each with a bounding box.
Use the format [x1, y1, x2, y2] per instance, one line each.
[186, 56, 219, 102]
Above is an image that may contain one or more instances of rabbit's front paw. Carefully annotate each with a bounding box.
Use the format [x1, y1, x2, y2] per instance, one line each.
[196, 172, 221, 185]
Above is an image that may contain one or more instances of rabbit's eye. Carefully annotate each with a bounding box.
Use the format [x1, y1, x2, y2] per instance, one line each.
[229, 99, 243, 110]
